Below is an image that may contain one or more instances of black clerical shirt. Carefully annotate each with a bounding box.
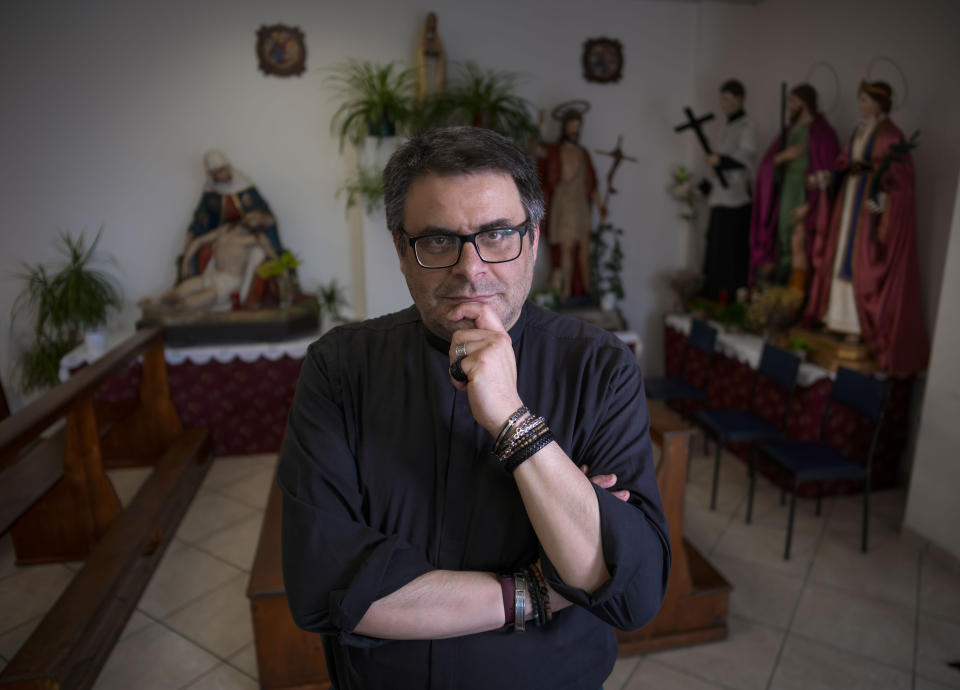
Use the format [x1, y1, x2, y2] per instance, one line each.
[278, 302, 670, 690]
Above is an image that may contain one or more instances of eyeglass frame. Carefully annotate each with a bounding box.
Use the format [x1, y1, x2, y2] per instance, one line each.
[399, 220, 531, 269]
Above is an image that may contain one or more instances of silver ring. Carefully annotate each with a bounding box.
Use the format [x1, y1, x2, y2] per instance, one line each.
[455, 343, 467, 359]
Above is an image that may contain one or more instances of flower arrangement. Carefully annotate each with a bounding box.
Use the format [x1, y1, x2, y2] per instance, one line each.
[745, 285, 804, 336]
[667, 165, 698, 222]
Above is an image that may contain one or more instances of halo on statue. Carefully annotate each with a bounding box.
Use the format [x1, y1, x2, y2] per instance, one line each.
[866, 55, 909, 111]
[551, 99, 591, 121]
[804, 61, 841, 115]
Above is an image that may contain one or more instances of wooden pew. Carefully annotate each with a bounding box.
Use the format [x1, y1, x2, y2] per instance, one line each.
[248, 478, 331, 690]
[615, 400, 731, 653]
[0, 328, 211, 690]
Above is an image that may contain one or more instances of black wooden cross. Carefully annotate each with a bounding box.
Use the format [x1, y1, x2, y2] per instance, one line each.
[674, 107, 727, 188]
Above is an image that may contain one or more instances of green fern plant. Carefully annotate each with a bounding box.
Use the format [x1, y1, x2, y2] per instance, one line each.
[325, 59, 416, 151]
[11, 228, 122, 392]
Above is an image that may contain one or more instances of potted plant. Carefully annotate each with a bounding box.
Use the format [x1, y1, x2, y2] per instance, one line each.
[318, 279, 350, 332]
[11, 228, 122, 392]
[428, 61, 536, 147]
[337, 163, 384, 215]
[590, 222, 625, 310]
[325, 59, 416, 151]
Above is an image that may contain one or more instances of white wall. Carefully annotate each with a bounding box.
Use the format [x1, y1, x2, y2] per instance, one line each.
[904, 177, 960, 559]
[0, 0, 699, 409]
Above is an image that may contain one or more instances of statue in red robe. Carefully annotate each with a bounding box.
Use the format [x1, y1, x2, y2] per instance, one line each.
[534, 106, 606, 298]
[804, 81, 929, 374]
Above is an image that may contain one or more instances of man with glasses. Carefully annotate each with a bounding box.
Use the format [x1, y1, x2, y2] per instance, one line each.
[279, 126, 669, 690]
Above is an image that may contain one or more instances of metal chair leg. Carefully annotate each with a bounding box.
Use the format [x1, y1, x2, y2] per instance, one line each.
[780, 487, 786, 505]
[710, 440, 722, 511]
[746, 449, 756, 524]
[785, 480, 798, 560]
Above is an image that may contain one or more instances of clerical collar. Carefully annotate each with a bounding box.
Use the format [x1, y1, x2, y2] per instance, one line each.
[422, 301, 530, 354]
[727, 110, 745, 123]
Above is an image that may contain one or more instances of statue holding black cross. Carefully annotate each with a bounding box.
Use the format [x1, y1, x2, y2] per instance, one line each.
[677, 79, 757, 302]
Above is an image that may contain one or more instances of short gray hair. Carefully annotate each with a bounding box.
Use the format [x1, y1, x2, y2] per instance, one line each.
[382, 127, 545, 241]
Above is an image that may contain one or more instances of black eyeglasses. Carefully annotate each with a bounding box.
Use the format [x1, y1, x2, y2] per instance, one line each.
[402, 221, 529, 269]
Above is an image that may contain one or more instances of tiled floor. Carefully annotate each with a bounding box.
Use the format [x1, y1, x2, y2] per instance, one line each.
[1, 446, 959, 689]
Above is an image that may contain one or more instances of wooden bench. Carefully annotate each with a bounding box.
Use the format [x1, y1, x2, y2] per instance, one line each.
[0, 328, 211, 689]
[615, 400, 731, 653]
[248, 478, 331, 690]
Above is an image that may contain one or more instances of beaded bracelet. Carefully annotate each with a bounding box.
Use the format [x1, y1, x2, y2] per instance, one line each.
[497, 415, 544, 460]
[497, 415, 546, 461]
[500, 420, 548, 462]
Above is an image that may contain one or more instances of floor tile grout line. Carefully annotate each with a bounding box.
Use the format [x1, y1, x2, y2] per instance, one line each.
[786, 629, 918, 678]
[147, 569, 251, 622]
[762, 488, 834, 690]
[911, 542, 927, 690]
[642, 652, 748, 690]
[176, 508, 264, 554]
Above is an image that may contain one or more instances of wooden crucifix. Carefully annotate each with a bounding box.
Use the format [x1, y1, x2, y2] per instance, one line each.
[595, 135, 638, 210]
[674, 107, 727, 188]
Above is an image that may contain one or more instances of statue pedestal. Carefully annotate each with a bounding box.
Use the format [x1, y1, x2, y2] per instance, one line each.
[138, 297, 319, 347]
[788, 328, 877, 374]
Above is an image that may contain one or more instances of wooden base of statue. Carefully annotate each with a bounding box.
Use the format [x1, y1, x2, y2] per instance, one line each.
[138, 296, 319, 347]
[616, 401, 730, 654]
[788, 328, 876, 374]
[248, 478, 331, 690]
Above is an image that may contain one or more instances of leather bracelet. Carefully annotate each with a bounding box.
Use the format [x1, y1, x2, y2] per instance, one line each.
[530, 563, 551, 624]
[499, 575, 514, 626]
[494, 406, 529, 455]
[504, 430, 555, 473]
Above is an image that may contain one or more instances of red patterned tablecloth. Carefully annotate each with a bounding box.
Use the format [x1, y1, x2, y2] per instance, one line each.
[664, 323, 913, 497]
[89, 355, 304, 456]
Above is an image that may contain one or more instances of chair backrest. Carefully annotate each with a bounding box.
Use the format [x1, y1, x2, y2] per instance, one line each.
[820, 367, 890, 475]
[828, 367, 888, 423]
[688, 319, 718, 356]
[756, 343, 801, 393]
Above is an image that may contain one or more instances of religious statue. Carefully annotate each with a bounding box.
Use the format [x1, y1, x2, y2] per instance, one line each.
[803, 81, 929, 374]
[415, 12, 445, 102]
[181, 151, 283, 282]
[689, 79, 757, 302]
[750, 83, 840, 289]
[147, 210, 279, 311]
[534, 102, 607, 299]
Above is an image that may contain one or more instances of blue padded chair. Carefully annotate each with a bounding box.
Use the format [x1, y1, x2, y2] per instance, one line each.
[695, 343, 801, 511]
[751, 366, 889, 560]
[645, 319, 718, 413]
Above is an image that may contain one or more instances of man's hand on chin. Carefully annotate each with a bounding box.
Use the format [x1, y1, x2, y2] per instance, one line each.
[445, 302, 524, 437]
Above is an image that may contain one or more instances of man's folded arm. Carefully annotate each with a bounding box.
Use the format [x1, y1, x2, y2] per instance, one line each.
[540, 348, 671, 631]
[279, 343, 509, 645]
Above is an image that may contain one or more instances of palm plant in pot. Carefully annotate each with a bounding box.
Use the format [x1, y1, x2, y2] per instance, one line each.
[429, 61, 537, 148]
[325, 59, 416, 151]
[11, 229, 122, 392]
